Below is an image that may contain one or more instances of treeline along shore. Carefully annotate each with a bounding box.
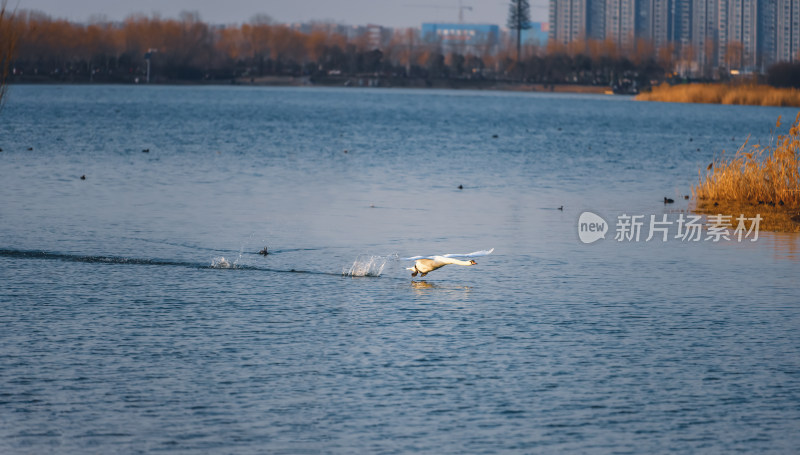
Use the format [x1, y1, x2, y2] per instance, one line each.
[3, 9, 800, 98]
[0, 9, 723, 90]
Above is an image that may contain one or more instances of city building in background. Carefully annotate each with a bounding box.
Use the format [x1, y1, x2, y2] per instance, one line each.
[421, 23, 501, 54]
[521, 22, 550, 46]
[548, 0, 800, 75]
[549, 0, 589, 45]
[776, 0, 800, 63]
[604, 0, 637, 50]
[289, 22, 392, 49]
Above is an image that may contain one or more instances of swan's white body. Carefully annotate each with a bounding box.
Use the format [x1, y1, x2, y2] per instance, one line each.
[403, 249, 493, 277]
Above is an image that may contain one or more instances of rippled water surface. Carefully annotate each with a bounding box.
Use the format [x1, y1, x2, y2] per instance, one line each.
[1, 85, 799, 453]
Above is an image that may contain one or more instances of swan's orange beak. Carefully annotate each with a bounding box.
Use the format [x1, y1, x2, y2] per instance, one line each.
[470, 260, 477, 265]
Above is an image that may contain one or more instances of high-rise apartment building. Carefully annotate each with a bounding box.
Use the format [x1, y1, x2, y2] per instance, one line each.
[548, 0, 800, 73]
[777, 0, 800, 62]
[636, 0, 652, 38]
[606, 0, 638, 49]
[650, 0, 673, 48]
[717, 0, 731, 64]
[692, 0, 718, 71]
[673, 0, 693, 51]
[760, 0, 778, 68]
[549, 0, 590, 45]
[589, 0, 607, 39]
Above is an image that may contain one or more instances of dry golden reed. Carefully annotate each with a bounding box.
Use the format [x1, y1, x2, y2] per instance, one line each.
[693, 113, 800, 208]
[636, 83, 800, 107]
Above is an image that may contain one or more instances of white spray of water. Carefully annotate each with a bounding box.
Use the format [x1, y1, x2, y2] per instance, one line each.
[211, 256, 234, 268]
[343, 254, 397, 277]
[211, 233, 264, 269]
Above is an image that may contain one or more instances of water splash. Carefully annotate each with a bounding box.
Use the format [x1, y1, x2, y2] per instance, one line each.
[211, 234, 264, 270]
[343, 254, 397, 277]
[211, 256, 234, 269]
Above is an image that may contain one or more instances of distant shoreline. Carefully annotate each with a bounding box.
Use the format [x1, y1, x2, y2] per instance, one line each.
[8, 75, 614, 95]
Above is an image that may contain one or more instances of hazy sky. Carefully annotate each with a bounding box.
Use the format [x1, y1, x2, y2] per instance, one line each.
[17, 0, 549, 27]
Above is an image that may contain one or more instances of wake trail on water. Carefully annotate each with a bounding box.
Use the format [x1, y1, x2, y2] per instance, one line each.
[0, 248, 276, 273]
[0, 248, 402, 279]
[0, 248, 214, 269]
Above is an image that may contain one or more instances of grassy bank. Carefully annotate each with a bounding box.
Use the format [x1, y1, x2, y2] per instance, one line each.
[693, 114, 800, 231]
[637, 83, 800, 107]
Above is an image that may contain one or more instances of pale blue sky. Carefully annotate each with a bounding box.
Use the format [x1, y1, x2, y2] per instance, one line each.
[16, 0, 549, 27]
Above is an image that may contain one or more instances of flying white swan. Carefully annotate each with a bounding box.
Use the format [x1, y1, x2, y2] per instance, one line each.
[402, 248, 494, 277]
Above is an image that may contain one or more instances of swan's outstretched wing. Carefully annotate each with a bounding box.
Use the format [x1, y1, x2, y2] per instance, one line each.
[402, 254, 434, 261]
[442, 248, 494, 259]
[402, 248, 494, 261]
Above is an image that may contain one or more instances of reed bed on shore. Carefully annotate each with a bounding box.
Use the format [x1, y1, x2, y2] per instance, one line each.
[692, 114, 800, 231]
[692, 113, 800, 232]
[637, 83, 800, 107]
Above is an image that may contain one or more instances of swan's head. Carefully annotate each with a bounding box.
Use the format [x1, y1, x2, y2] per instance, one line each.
[469, 260, 477, 265]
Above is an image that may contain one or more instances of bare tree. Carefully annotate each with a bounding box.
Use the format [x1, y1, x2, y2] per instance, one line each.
[507, 0, 531, 63]
[0, 0, 18, 108]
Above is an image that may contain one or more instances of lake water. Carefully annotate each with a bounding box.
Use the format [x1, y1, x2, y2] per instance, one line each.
[1, 85, 799, 453]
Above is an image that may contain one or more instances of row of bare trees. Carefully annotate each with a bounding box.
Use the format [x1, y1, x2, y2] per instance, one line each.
[1, 1, 19, 106]
[3, 9, 673, 87]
